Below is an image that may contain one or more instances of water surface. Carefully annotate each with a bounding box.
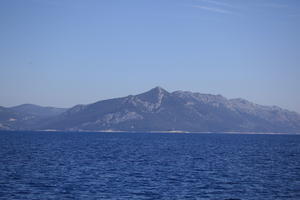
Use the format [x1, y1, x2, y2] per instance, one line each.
[0, 131, 299, 199]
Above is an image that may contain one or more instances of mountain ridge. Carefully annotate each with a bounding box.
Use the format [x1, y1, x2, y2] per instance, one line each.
[1, 87, 300, 133]
[10, 104, 67, 117]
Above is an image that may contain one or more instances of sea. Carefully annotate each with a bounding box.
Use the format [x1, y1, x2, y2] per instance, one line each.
[0, 131, 299, 200]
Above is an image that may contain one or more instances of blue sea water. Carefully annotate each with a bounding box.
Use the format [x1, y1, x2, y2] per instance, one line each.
[0, 131, 299, 200]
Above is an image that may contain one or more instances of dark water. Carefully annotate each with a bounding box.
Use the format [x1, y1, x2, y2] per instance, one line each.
[0, 131, 299, 200]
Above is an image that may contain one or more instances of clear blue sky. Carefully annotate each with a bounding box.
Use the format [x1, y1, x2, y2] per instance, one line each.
[0, 0, 299, 112]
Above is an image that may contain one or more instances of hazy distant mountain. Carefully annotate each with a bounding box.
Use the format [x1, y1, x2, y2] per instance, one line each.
[35, 87, 300, 133]
[10, 104, 67, 117]
[0, 104, 67, 130]
[0, 106, 35, 130]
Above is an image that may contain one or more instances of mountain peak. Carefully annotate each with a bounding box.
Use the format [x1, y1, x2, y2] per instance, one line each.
[140, 86, 169, 97]
[135, 86, 169, 105]
[150, 86, 168, 93]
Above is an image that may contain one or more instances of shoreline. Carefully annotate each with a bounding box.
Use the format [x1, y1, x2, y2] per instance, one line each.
[0, 129, 299, 135]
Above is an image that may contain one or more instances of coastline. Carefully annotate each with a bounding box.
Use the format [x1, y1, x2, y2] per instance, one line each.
[1, 129, 299, 135]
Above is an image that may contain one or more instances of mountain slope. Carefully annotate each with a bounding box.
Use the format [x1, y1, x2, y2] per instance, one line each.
[0, 104, 67, 130]
[0, 106, 35, 130]
[39, 87, 300, 133]
[10, 104, 67, 117]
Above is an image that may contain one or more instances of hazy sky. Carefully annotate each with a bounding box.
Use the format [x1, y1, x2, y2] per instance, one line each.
[0, 0, 299, 112]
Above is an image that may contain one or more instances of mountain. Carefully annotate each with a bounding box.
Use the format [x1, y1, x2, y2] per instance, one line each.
[10, 104, 67, 117]
[0, 104, 67, 130]
[36, 87, 300, 133]
[0, 106, 36, 130]
[1, 87, 299, 133]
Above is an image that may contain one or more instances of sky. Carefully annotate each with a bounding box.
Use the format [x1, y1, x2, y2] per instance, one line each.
[0, 0, 299, 112]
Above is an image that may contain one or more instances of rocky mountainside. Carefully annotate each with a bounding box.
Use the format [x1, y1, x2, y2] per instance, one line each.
[1, 87, 300, 133]
[39, 87, 300, 133]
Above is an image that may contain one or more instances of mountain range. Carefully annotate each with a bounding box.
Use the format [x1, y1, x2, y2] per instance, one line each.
[1, 87, 300, 133]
